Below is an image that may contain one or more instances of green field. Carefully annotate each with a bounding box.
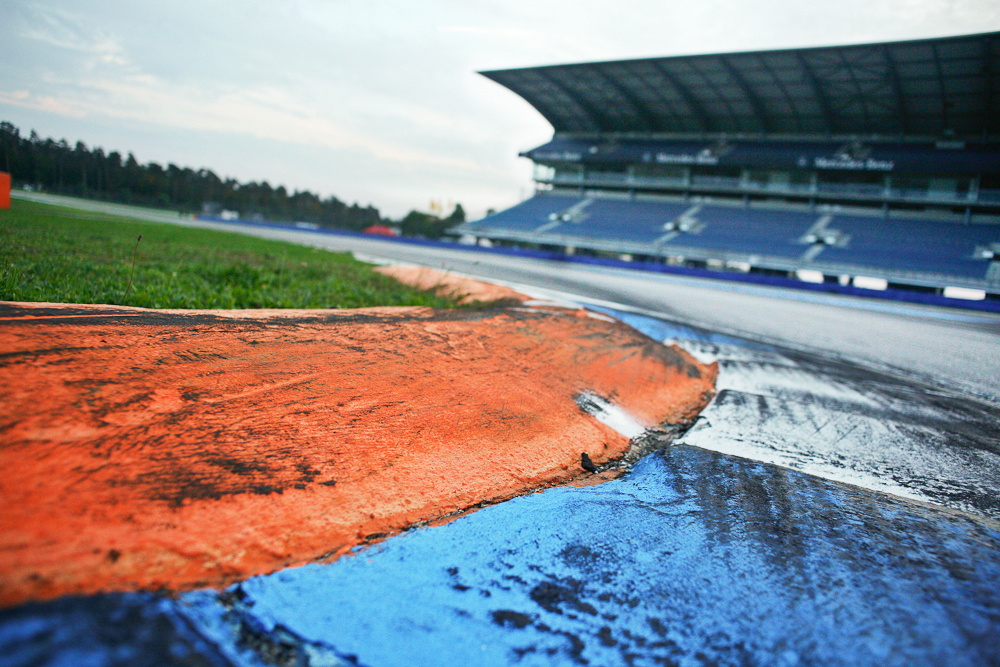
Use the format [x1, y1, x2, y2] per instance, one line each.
[0, 199, 462, 309]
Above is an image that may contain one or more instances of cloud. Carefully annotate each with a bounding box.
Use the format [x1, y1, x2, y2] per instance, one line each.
[0, 90, 87, 118]
[3, 0, 998, 220]
[15, 3, 130, 69]
[437, 24, 538, 40]
[2, 69, 482, 173]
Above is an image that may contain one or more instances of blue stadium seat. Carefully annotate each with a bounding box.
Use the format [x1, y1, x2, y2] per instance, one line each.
[545, 199, 691, 243]
[667, 206, 817, 259]
[465, 194, 999, 282]
[817, 216, 998, 279]
[463, 194, 586, 233]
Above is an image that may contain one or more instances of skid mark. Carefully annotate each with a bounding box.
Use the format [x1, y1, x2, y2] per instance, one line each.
[673, 337, 1000, 519]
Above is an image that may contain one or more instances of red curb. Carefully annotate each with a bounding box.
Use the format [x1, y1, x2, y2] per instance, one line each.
[372, 264, 529, 304]
[0, 301, 716, 607]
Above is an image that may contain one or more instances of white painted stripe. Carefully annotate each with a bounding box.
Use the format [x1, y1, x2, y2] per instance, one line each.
[575, 392, 646, 440]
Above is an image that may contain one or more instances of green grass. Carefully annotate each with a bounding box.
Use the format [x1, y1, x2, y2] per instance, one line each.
[0, 199, 462, 309]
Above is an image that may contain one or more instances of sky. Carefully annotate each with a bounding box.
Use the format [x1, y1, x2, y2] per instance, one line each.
[2, 1, 998, 220]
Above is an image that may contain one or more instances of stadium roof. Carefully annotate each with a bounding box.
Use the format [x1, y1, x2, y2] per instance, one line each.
[480, 31, 1000, 141]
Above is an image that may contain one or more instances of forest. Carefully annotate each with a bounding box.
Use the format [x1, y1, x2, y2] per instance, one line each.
[0, 121, 465, 237]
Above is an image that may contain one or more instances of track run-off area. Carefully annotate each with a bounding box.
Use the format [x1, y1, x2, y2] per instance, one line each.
[3, 192, 1000, 666]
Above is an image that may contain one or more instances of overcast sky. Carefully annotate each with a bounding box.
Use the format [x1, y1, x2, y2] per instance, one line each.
[2, 1, 998, 220]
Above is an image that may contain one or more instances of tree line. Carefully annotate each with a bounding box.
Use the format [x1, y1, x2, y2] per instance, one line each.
[0, 121, 465, 236]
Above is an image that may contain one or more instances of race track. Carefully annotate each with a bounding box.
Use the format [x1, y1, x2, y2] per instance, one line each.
[4, 193, 999, 665]
[163, 218, 1000, 518]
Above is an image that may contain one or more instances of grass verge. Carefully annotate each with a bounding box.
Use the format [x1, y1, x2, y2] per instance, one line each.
[1, 199, 462, 309]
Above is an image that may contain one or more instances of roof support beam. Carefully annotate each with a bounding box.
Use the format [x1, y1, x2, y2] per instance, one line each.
[932, 42, 951, 134]
[593, 65, 660, 133]
[837, 48, 875, 131]
[795, 52, 837, 136]
[985, 35, 997, 138]
[649, 61, 714, 133]
[623, 72, 689, 133]
[757, 56, 804, 133]
[882, 46, 910, 136]
[485, 73, 571, 134]
[532, 69, 605, 133]
[720, 56, 773, 134]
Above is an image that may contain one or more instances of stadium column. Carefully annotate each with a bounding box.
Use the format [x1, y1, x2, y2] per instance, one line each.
[0, 173, 10, 209]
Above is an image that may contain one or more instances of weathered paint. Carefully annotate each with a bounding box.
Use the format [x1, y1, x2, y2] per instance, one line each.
[2, 446, 997, 666]
[372, 264, 527, 305]
[0, 301, 716, 607]
[223, 446, 1000, 666]
[4, 272, 995, 665]
[0, 592, 238, 667]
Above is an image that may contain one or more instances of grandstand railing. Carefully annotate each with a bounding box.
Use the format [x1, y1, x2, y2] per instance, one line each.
[539, 173, 999, 207]
[631, 176, 688, 188]
[816, 182, 884, 197]
[979, 189, 1000, 204]
[691, 175, 741, 189]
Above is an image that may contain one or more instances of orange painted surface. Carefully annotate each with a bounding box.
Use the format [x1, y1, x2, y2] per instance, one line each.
[0, 301, 716, 607]
[373, 264, 527, 305]
[0, 173, 10, 209]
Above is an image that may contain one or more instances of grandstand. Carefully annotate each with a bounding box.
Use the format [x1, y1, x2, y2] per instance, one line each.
[455, 32, 1000, 296]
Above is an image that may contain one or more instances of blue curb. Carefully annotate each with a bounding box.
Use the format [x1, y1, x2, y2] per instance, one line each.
[4, 446, 998, 666]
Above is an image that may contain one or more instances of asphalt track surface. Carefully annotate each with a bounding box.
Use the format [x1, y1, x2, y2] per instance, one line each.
[4, 194, 1000, 665]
